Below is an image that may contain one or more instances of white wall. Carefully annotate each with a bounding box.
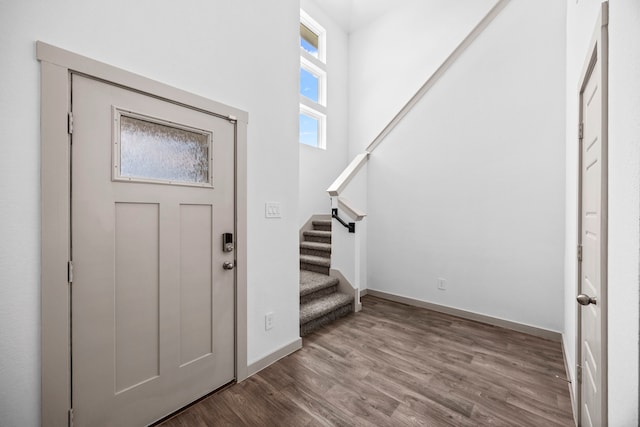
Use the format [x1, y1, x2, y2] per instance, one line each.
[298, 0, 350, 226]
[565, 0, 640, 423]
[348, 0, 496, 156]
[0, 1, 301, 425]
[362, 0, 567, 331]
[608, 1, 640, 421]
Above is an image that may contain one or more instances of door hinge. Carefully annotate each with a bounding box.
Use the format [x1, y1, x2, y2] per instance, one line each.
[576, 365, 582, 383]
[577, 245, 583, 262]
[68, 261, 74, 284]
[68, 112, 74, 134]
[68, 408, 74, 427]
[578, 122, 583, 140]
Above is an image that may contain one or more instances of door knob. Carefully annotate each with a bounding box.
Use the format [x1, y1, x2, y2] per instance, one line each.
[576, 294, 597, 306]
[222, 261, 235, 270]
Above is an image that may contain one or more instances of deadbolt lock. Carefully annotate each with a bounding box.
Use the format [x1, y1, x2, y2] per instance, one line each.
[222, 233, 234, 252]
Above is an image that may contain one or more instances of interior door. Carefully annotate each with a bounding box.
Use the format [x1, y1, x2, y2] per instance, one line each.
[577, 47, 606, 427]
[71, 74, 236, 426]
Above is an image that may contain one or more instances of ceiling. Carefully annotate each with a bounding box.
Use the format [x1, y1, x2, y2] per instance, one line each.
[313, 0, 413, 33]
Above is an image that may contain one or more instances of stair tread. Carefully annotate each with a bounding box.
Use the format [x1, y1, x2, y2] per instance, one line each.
[300, 241, 331, 252]
[312, 220, 332, 226]
[300, 292, 353, 324]
[300, 254, 331, 267]
[300, 270, 339, 296]
[303, 230, 331, 237]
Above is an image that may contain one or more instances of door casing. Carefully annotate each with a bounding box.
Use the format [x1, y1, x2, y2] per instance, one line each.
[575, 3, 608, 425]
[38, 41, 248, 427]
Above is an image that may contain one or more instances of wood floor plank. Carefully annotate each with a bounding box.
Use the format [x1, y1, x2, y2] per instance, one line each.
[160, 296, 574, 426]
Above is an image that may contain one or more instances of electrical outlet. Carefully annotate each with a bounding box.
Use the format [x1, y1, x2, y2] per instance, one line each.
[265, 312, 274, 330]
[437, 278, 446, 290]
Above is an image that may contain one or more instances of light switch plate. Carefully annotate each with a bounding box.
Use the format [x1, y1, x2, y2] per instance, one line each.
[265, 202, 281, 218]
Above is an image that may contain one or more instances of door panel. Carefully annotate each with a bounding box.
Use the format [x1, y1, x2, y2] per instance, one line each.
[115, 202, 161, 393]
[579, 57, 603, 427]
[71, 74, 235, 426]
[179, 204, 214, 366]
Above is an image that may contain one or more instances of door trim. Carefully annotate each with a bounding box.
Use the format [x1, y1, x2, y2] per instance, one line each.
[575, 3, 608, 425]
[38, 41, 249, 426]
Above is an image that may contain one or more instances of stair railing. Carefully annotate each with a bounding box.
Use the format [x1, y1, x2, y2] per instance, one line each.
[325, 0, 510, 202]
[325, 0, 510, 304]
[332, 208, 355, 233]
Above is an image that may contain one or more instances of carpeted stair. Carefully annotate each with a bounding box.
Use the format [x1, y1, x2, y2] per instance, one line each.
[300, 219, 354, 336]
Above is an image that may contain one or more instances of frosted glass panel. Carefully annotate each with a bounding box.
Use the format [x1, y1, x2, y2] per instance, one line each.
[120, 115, 210, 184]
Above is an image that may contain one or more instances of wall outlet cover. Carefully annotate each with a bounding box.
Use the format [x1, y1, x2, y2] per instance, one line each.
[265, 312, 274, 330]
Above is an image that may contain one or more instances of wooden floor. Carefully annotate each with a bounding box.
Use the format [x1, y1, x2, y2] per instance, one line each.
[160, 295, 574, 426]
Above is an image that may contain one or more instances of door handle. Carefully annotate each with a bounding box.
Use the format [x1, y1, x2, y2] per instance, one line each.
[222, 261, 235, 270]
[576, 294, 597, 306]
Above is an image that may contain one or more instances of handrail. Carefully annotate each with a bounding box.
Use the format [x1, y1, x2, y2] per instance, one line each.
[326, 0, 510, 198]
[338, 197, 366, 221]
[332, 209, 355, 233]
[326, 153, 369, 197]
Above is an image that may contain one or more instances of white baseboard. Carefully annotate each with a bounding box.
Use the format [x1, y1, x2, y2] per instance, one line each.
[365, 289, 562, 342]
[246, 338, 302, 378]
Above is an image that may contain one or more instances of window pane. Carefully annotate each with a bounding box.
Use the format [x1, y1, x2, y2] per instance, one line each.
[299, 113, 319, 147]
[120, 115, 210, 184]
[300, 68, 319, 102]
[300, 23, 318, 57]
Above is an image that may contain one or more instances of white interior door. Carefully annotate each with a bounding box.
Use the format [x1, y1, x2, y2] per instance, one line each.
[71, 74, 236, 426]
[578, 49, 605, 427]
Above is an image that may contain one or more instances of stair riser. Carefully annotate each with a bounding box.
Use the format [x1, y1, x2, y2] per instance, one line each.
[300, 303, 353, 336]
[312, 224, 331, 232]
[300, 247, 331, 259]
[304, 235, 331, 244]
[301, 262, 330, 275]
[300, 285, 338, 304]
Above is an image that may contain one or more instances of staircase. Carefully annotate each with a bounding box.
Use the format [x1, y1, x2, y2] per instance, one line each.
[299, 218, 354, 336]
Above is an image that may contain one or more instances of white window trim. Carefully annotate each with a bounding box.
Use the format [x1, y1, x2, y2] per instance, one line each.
[300, 9, 327, 150]
[300, 9, 326, 63]
[300, 57, 326, 107]
[300, 105, 326, 150]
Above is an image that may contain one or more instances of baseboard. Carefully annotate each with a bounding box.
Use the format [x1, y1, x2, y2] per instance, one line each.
[246, 338, 302, 378]
[365, 289, 562, 342]
[360, 289, 368, 297]
[561, 338, 578, 426]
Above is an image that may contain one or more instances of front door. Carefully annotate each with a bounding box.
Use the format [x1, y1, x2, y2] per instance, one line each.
[577, 12, 608, 426]
[71, 74, 236, 426]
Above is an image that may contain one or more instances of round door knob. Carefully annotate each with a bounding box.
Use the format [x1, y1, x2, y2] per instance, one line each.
[222, 261, 235, 270]
[576, 294, 597, 306]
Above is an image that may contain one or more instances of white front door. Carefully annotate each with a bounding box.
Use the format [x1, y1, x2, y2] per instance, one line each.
[577, 16, 607, 426]
[71, 74, 236, 426]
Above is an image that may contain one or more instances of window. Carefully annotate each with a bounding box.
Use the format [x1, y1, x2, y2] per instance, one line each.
[113, 109, 213, 187]
[299, 10, 326, 149]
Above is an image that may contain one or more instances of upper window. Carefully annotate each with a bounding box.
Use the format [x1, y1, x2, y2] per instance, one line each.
[299, 10, 327, 149]
[300, 23, 319, 58]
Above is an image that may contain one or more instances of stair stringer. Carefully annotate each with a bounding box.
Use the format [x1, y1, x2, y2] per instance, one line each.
[329, 268, 361, 313]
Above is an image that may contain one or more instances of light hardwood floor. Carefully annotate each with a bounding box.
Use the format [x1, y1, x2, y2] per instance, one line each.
[160, 295, 574, 426]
